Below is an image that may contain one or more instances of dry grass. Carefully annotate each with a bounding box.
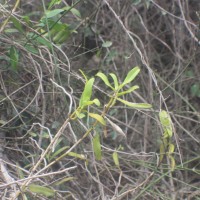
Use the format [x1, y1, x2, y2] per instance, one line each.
[0, 0, 200, 199]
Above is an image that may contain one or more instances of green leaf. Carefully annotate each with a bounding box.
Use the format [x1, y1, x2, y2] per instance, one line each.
[49, 146, 69, 161]
[36, 36, 52, 49]
[53, 28, 71, 44]
[112, 151, 120, 167]
[88, 113, 106, 125]
[24, 44, 39, 54]
[159, 110, 173, 138]
[10, 17, 24, 33]
[66, 7, 81, 18]
[48, 0, 62, 9]
[168, 143, 175, 154]
[169, 155, 176, 171]
[96, 72, 114, 89]
[93, 133, 102, 160]
[50, 22, 66, 34]
[93, 98, 100, 106]
[117, 85, 139, 96]
[22, 15, 31, 25]
[45, 9, 64, 18]
[109, 73, 119, 90]
[63, 6, 81, 18]
[79, 77, 95, 107]
[71, 8, 81, 17]
[41, 20, 68, 39]
[159, 110, 171, 126]
[163, 131, 169, 139]
[68, 152, 86, 160]
[79, 69, 88, 82]
[82, 100, 95, 106]
[102, 41, 112, 48]
[159, 143, 165, 163]
[121, 67, 140, 87]
[53, 177, 75, 186]
[75, 111, 85, 119]
[9, 46, 19, 71]
[4, 28, 19, 33]
[28, 184, 55, 197]
[78, 99, 100, 107]
[117, 98, 152, 109]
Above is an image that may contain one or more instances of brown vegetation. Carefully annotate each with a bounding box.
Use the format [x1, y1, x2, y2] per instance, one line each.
[0, 0, 200, 199]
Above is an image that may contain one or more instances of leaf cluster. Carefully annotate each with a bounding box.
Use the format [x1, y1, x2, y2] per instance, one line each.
[159, 110, 176, 171]
[74, 67, 152, 165]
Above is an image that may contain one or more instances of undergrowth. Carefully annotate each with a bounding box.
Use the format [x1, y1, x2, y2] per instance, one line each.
[0, 0, 200, 199]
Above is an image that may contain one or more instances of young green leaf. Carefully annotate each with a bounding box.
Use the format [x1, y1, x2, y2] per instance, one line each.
[159, 143, 165, 163]
[62, 6, 81, 18]
[28, 184, 55, 197]
[117, 85, 139, 96]
[10, 17, 24, 33]
[81, 98, 100, 107]
[121, 66, 140, 87]
[36, 36, 52, 49]
[159, 110, 173, 138]
[96, 72, 114, 90]
[71, 8, 81, 17]
[9, 46, 19, 71]
[88, 113, 106, 126]
[49, 146, 69, 161]
[169, 155, 176, 171]
[79, 77, 95, 107]
[109, 73, 119, 90]
[63, 6, 81, 18]
[93, 98, 101, 106]
[82, 100, 95, 107]
[53, 28, 71, 44]
[75, 110, 85, 119]
[93, 133, 102, 160]
[48, 0, 62, 9]
[24, 44, 39, 54]
[112, 151, 120, 167]
[168, 143, 175, 154]
[53, 177, 75, 186]
[68, 152, 86, 160]
[4, 28, 21, 33]
[79, 69, 88, 82]
[117, 98, 152, 109]
[45, 9, 64, 18]
[159, 110, 171, 127]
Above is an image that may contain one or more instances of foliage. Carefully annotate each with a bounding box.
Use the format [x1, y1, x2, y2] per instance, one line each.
[159, 110, 175, 171]
[0, 0, 199, 199]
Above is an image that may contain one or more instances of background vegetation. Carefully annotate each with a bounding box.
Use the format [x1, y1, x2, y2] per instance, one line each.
[0, 0, 200, 199]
